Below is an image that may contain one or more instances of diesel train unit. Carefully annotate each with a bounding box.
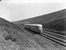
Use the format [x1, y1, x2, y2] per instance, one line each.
[24, 24, 43, 33]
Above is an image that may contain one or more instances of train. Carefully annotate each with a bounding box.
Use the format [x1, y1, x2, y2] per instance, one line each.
[24, 24, 43, 33]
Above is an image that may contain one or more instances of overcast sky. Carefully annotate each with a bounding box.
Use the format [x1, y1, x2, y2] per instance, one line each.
[0, 0, 66, 21]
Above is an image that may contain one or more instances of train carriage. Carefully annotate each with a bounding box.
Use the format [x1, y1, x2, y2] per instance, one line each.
[24, 24, 43, 33]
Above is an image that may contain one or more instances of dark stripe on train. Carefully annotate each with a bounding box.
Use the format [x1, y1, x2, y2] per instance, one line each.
[24, 27, 41, 34]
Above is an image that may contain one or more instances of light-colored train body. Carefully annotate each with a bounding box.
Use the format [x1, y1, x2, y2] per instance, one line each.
[24, 24, 43, 33]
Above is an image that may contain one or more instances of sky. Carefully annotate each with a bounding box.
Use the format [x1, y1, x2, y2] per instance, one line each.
[0, 0, 66, 21]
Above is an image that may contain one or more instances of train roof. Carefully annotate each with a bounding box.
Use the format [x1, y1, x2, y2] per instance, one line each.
[24, 24, 43, 27]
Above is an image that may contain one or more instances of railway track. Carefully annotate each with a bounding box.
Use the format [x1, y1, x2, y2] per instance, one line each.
[41, 30, 66, 48]
[40, 30, 66, 47]
[41, 29, 66, 47]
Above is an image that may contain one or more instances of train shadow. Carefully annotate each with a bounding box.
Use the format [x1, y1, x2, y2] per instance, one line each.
[24, 28, 41, 35]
